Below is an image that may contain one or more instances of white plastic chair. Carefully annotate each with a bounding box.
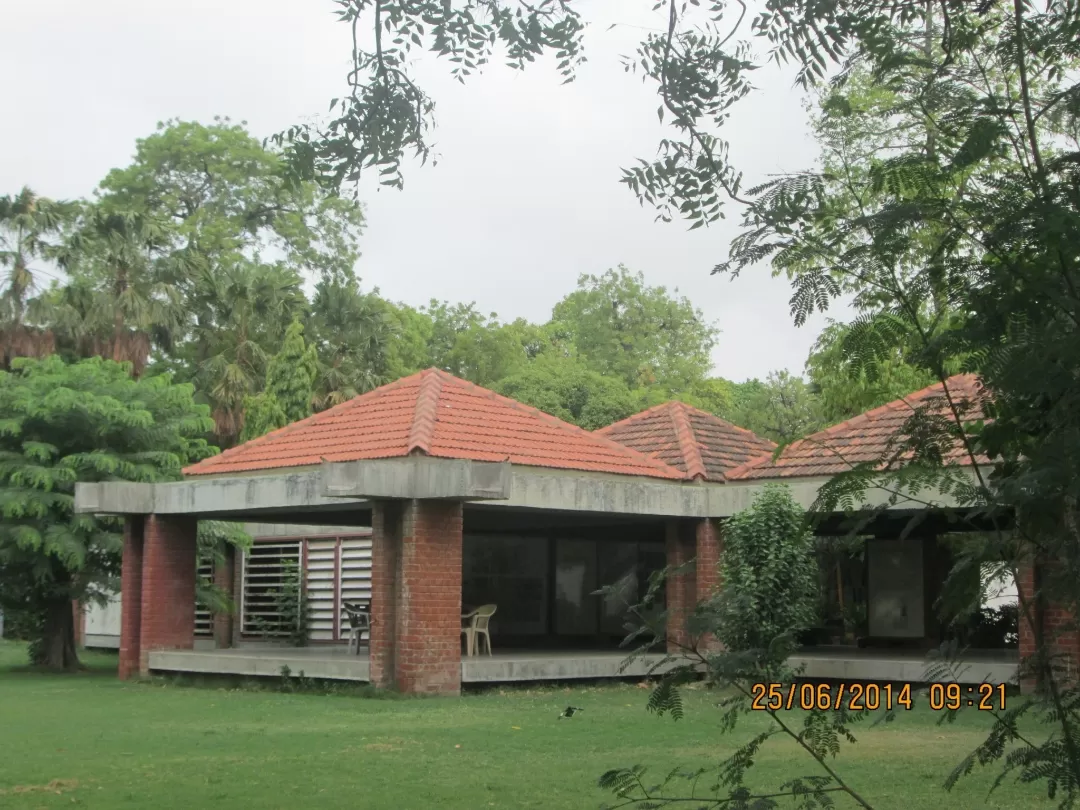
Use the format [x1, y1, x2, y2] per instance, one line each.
[461, 604, 497, 657]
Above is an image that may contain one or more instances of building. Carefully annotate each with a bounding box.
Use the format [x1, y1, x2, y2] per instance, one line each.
[74, 369, 1035, 695]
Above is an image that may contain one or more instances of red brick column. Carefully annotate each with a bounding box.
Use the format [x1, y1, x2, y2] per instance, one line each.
[369, 499, 463, 694]
[1017, 559, 1080, 694]
[370, 500, 403, 690]
[695, 519, 723, 653]
[213, 542, 237, 649]
[118, 517, 145, 680]
[665, 520, 696, 654]
[138, 515, 197, 676]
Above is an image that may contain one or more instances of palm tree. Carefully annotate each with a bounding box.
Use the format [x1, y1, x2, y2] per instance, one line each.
[309, 275, 394, 410]
[189, 260, 306, 445]
[53, 208, 189, 377]
[0, 187, 71, 366]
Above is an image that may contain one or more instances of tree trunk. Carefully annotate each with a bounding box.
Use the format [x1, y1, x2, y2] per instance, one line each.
[39, 598, 81, 672]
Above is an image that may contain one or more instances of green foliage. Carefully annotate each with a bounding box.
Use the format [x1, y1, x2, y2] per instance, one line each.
[0, 355, 216, 670]
[806, 321, 939, 425]
[715, 484, 819, 658]
[493, 355, 638, 430]
[551, 266, 718, 397]
[728, 371, 826, 445]
[238, 319, 317, 443]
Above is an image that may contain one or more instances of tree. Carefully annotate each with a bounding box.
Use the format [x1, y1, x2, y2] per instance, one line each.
[712, 484, 819, 654]
[805, 321, 938, 425]
[97, 118, 365, 284]
[309, 272, 395, 408]
[239, 319, 318, 442]
[728, 371, 825, 445]
[551, 267, 718, 397]
[0, 188, 72, 366]
[0, 356, 216, 671]
[493, 354, 638, 430]
[186, 261, 306, 446]
[52, 206, 187, 377]
[423, 300, 529, 386]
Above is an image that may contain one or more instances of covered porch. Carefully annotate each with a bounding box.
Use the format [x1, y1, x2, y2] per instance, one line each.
[72, 369, 1031, 695]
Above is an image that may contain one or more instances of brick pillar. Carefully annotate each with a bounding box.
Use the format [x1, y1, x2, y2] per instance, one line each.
[139, 515, 197, 676]
[695, 519, 723, 653]
[118, 517, 145, 680]
[370, 499, 463, 694]
[665, 520, 696, 654]
[213, 542, 237, 649]
[1017, 559, 1080, 694]
[370, 500, 403, 690]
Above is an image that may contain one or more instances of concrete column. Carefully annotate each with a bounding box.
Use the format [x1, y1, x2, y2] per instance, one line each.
[118, 517, 145, 680]
[213, 542, 237, 649]
[138, 515, 197, 676]
[665, 520, 696, 654]
[370, 499, 463, 694]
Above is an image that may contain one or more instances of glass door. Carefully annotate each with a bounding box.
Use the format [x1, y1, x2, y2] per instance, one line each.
[554, 539, 598, 635]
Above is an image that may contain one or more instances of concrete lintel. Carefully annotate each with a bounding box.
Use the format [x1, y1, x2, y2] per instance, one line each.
[75, 481, 155, 514]
[321, 457, 512, 500]
[706, 471, 982, 518]
[498, 468, 712, 517]
[74, 471, 369, 517]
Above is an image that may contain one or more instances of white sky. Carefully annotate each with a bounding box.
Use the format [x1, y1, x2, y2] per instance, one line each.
[2, 0, 852, 382]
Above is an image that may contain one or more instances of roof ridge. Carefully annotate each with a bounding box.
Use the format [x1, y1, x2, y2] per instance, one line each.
[669, 402, 708, 481]
[442, 374, 687, 478]
[593, 400, 676, 435]
[676, 401, 779, 449]
[595, 399, 776, 449]
[406, 369, 444, 454]
[184, 370, 429, 474]
[723, 373, 984, 481]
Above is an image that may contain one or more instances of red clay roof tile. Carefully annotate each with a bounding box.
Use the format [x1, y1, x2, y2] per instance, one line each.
[183, 369, 687, 480]
[725, 374, 988, 480]
[594, 401, 776, 481]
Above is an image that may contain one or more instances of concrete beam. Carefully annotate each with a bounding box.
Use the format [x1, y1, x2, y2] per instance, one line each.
[321, 457, 511, 500]
[497, 467, 712, 517]
[75, 471, 369, 518]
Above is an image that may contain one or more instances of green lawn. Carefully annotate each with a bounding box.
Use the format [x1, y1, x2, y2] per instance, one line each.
[0, 640, 1052, 809]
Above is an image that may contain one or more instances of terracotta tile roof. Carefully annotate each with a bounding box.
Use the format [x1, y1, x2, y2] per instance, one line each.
[726, 374, 988, 481]
[594, 401, 777, 481]
[183, 369, 686, 480]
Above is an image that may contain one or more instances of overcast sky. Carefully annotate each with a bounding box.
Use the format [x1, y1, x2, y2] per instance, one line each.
[2, 0, 852, 382]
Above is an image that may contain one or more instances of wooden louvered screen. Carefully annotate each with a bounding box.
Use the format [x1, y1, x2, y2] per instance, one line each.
[240, 540, 303, 638]
[305, 538, 339, 642]
[237, 532, 372, 642]
[338, 535, 372, 642]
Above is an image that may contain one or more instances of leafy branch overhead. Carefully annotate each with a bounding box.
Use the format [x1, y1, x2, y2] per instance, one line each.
[272, 0, 587, 191]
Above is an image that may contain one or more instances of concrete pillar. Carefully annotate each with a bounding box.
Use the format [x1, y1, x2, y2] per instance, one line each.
[118, 517, 145, 680]
[370, 499, 464, 695]
[665, 520, 696, 654]
[138, 515, 197, 676]
[1018, 558, 1080, 694]
[213, 542, 237, 649]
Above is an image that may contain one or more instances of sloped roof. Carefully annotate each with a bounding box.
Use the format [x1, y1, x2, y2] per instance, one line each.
[726, 374, 987, 481]
[594, 401, 776, 481]
[183, 368, 685, 480]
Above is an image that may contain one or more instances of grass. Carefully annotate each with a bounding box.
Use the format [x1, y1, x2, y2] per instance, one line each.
[0, 639, 1054, 809]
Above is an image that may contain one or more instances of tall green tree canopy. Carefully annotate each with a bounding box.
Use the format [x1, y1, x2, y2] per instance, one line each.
[0, 356, 216, 671]
[551, 266, 718, 397]
[493, 354, 638, 430]
[239, 318, 318, 442]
